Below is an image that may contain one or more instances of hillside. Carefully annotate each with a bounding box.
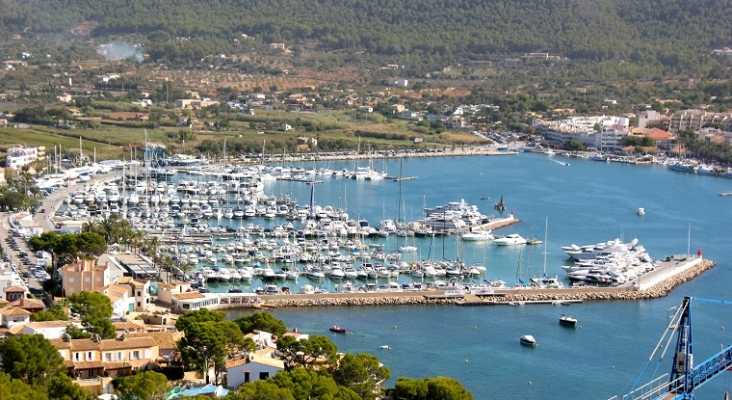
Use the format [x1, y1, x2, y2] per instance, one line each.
[2, 0, 731, 63]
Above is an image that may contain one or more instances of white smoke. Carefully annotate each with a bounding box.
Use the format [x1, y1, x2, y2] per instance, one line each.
[98, 41, 144, 62]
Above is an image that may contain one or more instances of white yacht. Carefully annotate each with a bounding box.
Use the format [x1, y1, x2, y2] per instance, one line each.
[461, 231, 495, 241]
[494, 233, 527, 246]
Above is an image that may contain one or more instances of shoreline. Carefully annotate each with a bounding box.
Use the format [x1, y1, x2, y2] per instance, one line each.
[235, 258, 716, 310]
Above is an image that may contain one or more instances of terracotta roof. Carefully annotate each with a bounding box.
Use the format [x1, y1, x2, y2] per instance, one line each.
[68, 339, 101, 351]
[8, 324, 25, 335]
[1, 307, 31, 316]
[103, 361, 132, 370]
[173, 292, 205, 300]
[99, 336, 157, 351]
[9, 298, 44, 309]
[3, 286, 26, 293]
[129, 332, 178, 350]
[50, 338, 72, 350]
[71, 361, 104, 370]
[116, 277, 133, 284]
[157, 283, 177, 290]
[248, 353, 285, 369]
[225, 357, 248, 369]
[646, 128, 673, 141]
[25, 320, 70, 329]
[112, 322, 145, 332]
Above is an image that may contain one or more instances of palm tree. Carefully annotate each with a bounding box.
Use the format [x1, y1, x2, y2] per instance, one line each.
[143, 236, 162, 271]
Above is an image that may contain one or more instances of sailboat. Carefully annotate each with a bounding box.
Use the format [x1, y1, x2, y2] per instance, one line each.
[530, 217, 564, 288]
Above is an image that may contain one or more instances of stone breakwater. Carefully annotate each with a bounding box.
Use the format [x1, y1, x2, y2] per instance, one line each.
[256, 259, 716, 308]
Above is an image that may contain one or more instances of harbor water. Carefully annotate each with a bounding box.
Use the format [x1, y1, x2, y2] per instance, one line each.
[217, 153, 732, 399]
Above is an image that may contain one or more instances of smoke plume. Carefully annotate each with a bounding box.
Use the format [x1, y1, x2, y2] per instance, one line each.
[98, 41, 144, 62]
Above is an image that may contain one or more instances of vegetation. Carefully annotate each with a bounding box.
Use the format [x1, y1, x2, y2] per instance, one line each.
[114, 371, 170, 400]
[234, 311, 288, 336]
[67, 291, 116, 339]
[0, 335, 92, 400]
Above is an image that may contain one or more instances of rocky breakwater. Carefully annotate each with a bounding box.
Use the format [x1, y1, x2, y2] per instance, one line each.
[259, 292, 448, 308]
[500, 259, 717, 303]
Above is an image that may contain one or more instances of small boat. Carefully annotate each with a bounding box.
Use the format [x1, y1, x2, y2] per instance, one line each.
[520, 334, 537, 347]
[330, 325, 347, 333]
[494, 233, 527, 246]
[719, 192, 732, 196]
[380, 345, 392, 350]
[637, 207, 646, 216]
[480, 196, 491, 201]
[559, 314, 578, 327]
[494, 195, 506, 212]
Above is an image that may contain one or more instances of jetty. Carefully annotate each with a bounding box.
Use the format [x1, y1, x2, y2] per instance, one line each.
[244, 257, 715, 310]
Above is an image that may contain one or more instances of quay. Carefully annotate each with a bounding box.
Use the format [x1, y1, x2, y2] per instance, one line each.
[388, 176, 418, 181]
[246, 257, 715, 310]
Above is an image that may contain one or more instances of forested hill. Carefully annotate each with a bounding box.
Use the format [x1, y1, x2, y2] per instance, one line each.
[2, 0, 731, 63]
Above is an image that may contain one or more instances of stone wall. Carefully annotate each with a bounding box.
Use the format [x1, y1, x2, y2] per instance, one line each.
[246, 260, 716, 309]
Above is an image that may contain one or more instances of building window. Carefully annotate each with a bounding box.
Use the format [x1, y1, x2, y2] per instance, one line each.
[137, 291, 141, 296]
[85, 277, 90, 282]
[259, 372, 269, 380]
[69, 278, 74, 283]
[74, 353, 80, 361]
[105, 353, 111, 361]
[244, 371, 250, 383]
[87, 352, 93, 360]
[118, 352, 123, 360]
[132, 351, 140, 360]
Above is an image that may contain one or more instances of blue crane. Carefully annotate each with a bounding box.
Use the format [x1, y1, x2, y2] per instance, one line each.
[609, 296, 732, 400]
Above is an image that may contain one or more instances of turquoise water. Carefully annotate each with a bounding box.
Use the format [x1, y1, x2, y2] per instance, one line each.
[224, 153, 732, 399]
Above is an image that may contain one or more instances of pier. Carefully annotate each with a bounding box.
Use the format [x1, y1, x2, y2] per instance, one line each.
[248, 257, 716, 310]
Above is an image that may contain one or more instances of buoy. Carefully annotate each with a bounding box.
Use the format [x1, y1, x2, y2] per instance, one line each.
[528, 381, 532, 385]
[579, 326, 583, 329]
[394, 325, 397, 329]
[722, 326, 725, 330]
[474, 326, 477, 330]
[612, 366, 615, 369]
[465, 359, 468, 363]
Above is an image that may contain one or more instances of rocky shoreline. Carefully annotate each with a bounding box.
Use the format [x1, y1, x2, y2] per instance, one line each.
[257, 259, 716, 308]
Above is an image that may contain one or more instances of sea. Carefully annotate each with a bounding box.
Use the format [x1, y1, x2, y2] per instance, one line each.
[187, 152, 731, 399]
[217, 153, 732, 399]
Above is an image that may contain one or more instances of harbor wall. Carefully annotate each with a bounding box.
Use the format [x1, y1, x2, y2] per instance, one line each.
[248, 258, 716, 309]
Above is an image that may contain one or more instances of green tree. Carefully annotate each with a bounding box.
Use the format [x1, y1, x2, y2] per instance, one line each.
[226, 379, 295, 400]
[0, 335, 67, 386]
[177, 322, 227, 384]
[115, 371, 170, 400]
[175, 308, 226, 333]
[234, 312, 287, 336]
[0, 372, 48, 400]
[332, 353, 390, 400]
[47, 375, 95, 400]
[270, 368, 360, 400]
[31, 303, 68, 322]
[67, 291, 116, 339]
[393, 377, 473, 400]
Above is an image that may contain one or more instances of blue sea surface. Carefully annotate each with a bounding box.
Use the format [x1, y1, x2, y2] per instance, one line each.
[224, 153, 732, 399]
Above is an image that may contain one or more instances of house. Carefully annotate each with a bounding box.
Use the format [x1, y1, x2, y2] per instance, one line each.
[270, 43, 286, 50]
[129, 331, 181, 364]
[7, 298, 45, 314]
[388, 78, 408, 87]
[225, 351, 285, 389]
[157, 282, 192, 305]
[358, 106, 373, 113]
[0, 306, 31, 329]
[296, 137, 317, 150]
[171, 291, 220, 313]
[23, 320, 76, 339]
[135, 113, 149, 121]
[3, 286, 26, 302]
[390, 104, 406, 114]
[61, 258, 112, 297]
[6, 145, 39, 170]
[114, 277, 152, 312]
[0, 269, 26, 301]
[51, 333, 160, 378]
[281, 328, 309, 341]
[280, 123, 292, 132]
[57, 93, 73, 103]
[444, 116, 466, 129]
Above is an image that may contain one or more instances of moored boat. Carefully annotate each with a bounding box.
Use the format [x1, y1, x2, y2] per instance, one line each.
[559, 314, 578, 327]
[330, 325, 347, 333]
[520, 335, 537, 347]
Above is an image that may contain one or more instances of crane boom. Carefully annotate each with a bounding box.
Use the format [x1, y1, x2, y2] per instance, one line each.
[609, 296, 732, 400]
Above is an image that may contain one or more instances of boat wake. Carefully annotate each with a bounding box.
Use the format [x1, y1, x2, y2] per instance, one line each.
[551, 159, 570, 167]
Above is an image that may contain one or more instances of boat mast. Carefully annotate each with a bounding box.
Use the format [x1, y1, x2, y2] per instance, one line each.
[542, 216, 548, 276]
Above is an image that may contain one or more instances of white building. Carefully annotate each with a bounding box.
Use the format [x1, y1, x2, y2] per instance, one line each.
[594, 129, 630, 152]
[534, 115, 630, 147]
[23, 320, 79, 339]
[225, 351, 285, 389]
[6, 146, 38, 169]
